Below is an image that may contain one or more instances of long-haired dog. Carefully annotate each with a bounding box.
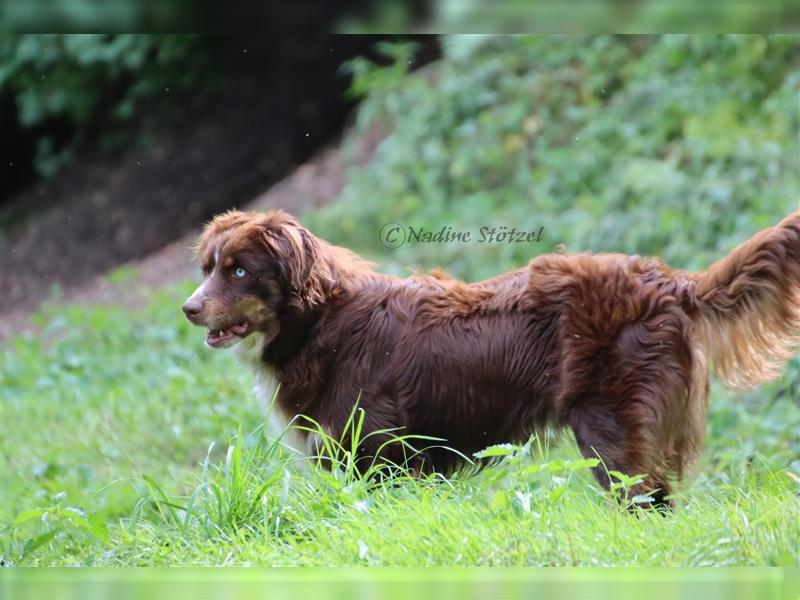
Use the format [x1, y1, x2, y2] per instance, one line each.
[183, 209, 800, 506]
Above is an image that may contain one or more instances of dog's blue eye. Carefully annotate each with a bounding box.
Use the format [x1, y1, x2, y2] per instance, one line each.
[234, 267, 247, 278]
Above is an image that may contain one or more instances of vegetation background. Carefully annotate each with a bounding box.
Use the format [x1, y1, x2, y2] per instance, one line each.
[2, 35, 799, 566]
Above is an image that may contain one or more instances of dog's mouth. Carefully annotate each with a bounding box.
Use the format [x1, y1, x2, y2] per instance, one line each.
[205, 320, 251, 348]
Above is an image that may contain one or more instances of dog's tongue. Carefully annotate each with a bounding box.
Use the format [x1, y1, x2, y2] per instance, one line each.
[230, 323, 248, 336]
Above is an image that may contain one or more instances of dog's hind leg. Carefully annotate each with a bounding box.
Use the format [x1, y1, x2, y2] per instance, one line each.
[568, 402, 674, 508]
[562, 305, 700, 509]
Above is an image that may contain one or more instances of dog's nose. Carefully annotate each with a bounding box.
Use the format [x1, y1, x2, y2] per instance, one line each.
[182, 298, 203, 319]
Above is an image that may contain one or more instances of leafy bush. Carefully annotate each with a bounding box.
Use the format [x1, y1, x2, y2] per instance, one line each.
[317, 35, 798, 278]
[0, 34, 214, 176]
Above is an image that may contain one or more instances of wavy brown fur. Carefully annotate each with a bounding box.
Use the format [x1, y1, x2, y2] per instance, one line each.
[184, 210, 800, 507]
[690, 210, 800, 389]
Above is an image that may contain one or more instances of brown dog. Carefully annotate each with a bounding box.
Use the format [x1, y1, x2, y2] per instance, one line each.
[183, 209, 800, 506]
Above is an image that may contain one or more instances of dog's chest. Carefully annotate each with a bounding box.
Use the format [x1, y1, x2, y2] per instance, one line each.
[234, 334, 310, 456]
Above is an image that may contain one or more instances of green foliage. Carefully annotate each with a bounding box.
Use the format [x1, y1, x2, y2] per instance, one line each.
[315, 35, 798, 278]
[135, 424, 290, 540]
[0, 34, 214, 176]
[1, 282, 257, 564]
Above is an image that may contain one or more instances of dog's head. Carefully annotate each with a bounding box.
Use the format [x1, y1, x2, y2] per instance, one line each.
[182, 210, 331, 349]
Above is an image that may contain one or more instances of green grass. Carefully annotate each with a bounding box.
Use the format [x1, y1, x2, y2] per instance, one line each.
[1, 282, 799, 566]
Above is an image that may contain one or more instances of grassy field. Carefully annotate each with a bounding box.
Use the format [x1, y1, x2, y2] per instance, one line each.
[1, 274, 799, 566]
[2, 35, 799, 566]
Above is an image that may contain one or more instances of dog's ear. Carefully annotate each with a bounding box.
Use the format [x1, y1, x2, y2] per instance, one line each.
[260, 215, 332, 310]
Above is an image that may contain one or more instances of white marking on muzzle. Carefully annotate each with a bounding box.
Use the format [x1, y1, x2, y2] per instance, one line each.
[186, 279, 209, 308]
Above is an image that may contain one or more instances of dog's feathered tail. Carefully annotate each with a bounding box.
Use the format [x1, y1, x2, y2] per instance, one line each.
[689, 210, 800, 390]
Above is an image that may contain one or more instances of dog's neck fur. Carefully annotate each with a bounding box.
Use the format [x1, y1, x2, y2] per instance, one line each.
[249, 238, 377, 369]
[261, 306, 322, 366]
